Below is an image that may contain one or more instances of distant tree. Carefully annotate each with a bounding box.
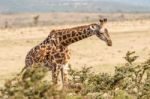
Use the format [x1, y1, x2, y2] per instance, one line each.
[120, 13, 125, 19]
[85, 16, 90, 22]
[4, 21, 8, 28]
[33, 15, 40, 26]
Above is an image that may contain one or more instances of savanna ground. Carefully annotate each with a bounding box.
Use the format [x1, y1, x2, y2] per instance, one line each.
[0, 12, 150, 87]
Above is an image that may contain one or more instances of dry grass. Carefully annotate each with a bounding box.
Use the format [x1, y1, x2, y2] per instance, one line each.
[0, 13, 150, 86]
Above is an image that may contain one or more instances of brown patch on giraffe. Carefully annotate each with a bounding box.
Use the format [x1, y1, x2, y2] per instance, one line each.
[54, 53, 61, 58]
[84, 35, 88, 38]
[71, 39, 76, 43]
[67, 33, 71, 37]
[78, 36, 82, 40]
[78, 31, 82, 35]
[72, 31, 76, 36]
[65, 40, 69, 44]
[81, 34, 84, 38]
[58, 32, 62, 35]
[76, 34, 79, 36]
[35, 46, 40, 50]
[63, 35, 67, 39]
[59, 37, 62, 41]
[46, 46, 51, 50]
[56, 59, 63, 64]
[74, 37, 78, 41]
[68, 38, 72, 42]
[62, 42, 67, 46]
[51, 29, 56, 33]
[87, 31, 91, 35]
[83, 29, 86, 33]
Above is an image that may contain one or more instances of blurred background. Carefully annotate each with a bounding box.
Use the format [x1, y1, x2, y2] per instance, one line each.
[1, 0, 150, 13]
[0, 0, 150, 85]
[0, 0, 150, 27]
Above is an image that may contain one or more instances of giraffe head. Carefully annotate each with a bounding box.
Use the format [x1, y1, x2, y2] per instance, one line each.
[90, 18, 112, 46]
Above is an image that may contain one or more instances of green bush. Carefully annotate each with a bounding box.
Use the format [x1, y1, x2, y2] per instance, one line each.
[0, 51, 150, 99]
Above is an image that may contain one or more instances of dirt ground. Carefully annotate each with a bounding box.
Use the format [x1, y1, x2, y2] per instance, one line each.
[0, 14, 150, 85]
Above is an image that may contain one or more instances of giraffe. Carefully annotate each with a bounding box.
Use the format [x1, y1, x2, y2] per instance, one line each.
[24, 18, 112, 90]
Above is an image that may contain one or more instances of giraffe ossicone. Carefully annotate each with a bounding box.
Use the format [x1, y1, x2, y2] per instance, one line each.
[24, 18, 112, 90]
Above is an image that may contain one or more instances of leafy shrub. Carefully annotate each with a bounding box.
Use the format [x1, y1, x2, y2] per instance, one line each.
[0, 51, 150, 99]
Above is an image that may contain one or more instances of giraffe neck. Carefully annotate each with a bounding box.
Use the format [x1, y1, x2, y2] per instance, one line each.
[58, 24, 96, 46]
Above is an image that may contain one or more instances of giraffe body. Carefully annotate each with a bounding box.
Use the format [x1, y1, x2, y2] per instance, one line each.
[25, 18, 112, 90]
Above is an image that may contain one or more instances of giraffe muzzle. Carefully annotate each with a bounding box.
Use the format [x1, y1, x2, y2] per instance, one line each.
[107, 40, 112, 46]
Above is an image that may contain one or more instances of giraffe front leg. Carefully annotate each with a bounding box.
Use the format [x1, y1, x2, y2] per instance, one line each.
[52, 65, 63, 91]
[61, 63, 69, 89]
[61, 49, 70, 89]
